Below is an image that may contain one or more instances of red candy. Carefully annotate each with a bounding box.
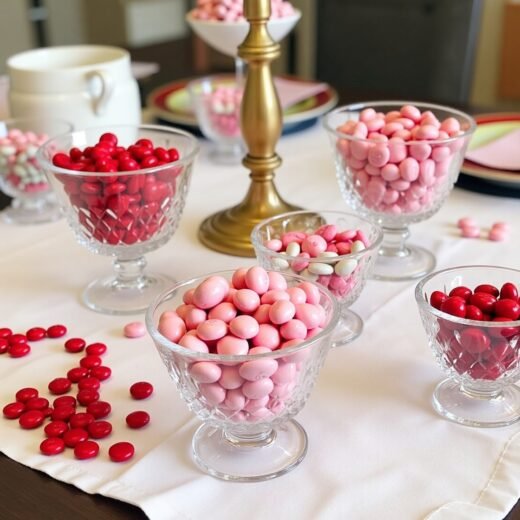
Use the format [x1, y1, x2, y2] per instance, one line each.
[76, 389, 100, 406]
[9, 334, 27, 346]
[67, 366, 89, 383]
[69, 412, 95, 429]
[89, 366, 111, 381]
[440, 296, 466, 318]
[0, 328, 12, 338]
[79, 355, 102, 369]
[129, 381, 154, 400]
[85, 342, 107, 356]
[126, 411, 150, 429]
[65, 338, 86, 353]
[8, 343, 30, 358]
[25, 397, 49, 411]
[44, 421, 69, 438]
[3, 402, 25, 419]
[16, 387, 38, 403]
[51, 406, 76, 422]
[19, 410, 45, 429]
[87, 420, 112, 439]
[53, 396, 77, 408]
[26, 327, 46, 341]
[74, 440, 99, 460]
[40, 438, 66, 456]
[47, 324, 67, 338]
[64, 428, 89, 448]
[0, 338, 8, 354]
[109, 442, 135, 463]
[78, 377, 101, 391]
[86, 401, 111, 419]
[48, 377, 72, 395]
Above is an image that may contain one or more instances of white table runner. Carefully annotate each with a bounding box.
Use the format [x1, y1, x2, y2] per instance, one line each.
[1, 125, 519, 520]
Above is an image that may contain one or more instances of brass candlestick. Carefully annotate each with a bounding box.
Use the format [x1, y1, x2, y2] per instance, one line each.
[198, 0, 300, 257]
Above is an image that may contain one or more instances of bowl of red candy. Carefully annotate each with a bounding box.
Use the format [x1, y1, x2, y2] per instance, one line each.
[415, 265, 520, 427]
[146, 266, 339, 481]
[251, 210, 383, 346]
[0, 117, 72, 224]
[324, 102, 476, 281]
[38, 125, 198, 315]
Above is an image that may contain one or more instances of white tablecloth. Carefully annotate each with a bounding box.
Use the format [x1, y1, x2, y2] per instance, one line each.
[1, 124, 519, 520]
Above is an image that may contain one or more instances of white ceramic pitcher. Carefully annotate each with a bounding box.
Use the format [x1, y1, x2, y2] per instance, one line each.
[7, 45, 141, 130]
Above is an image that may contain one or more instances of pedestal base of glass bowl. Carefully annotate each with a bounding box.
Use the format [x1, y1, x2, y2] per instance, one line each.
[372, 227, 436, 281]
[208, 142, 244, 165]
[2, 196, 62, 225]
[83, 257, 174, 315]
[332, 308, 363, 347]
[192, 419, 308, 481]
[432, 378, 520, 428]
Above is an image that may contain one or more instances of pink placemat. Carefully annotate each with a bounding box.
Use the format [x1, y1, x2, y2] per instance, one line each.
[465, 128, 520, 171]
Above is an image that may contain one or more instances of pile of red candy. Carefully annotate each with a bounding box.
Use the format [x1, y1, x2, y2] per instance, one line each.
[430, 282, 520, 380]
[1, 325, 154, 462]
[51, 133, 183, 246]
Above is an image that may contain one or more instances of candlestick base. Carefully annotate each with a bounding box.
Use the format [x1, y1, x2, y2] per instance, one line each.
[199, 186, 300, 257]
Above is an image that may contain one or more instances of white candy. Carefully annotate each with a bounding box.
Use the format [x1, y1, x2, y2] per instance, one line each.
[320, 251, 338, 258]
[335, 259, 358, 276]
[26, 145, 39, 157]
[0, 145, 16, 156]
[16, 152, 28, 163]
[300, 268, 318, 282]
[14, 165, 28, 178]
[286, 241, 300, 257]
[351, 240, 366, 253]
[272, 257, 290, 270]
[308, 262, 334, 276]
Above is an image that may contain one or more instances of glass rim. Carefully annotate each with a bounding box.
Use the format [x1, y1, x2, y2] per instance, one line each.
[145, 268, 340, 362]
[250, 210, 384, 263]
[322, 100, 477, 145]
[415, 264, 520, 327]
[37, 124, 200, 178]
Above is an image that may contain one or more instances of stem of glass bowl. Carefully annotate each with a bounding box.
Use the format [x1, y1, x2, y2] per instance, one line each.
[460, 382, 503, 400]
[224, 427, 276, 449]
[379, 226, 411, 258]
[112, 256, 148, 291]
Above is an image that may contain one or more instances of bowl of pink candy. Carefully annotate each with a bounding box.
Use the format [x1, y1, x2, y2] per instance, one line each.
[251, 210, 383, 346]
[38, 125, 198, 315]
[146, 266, 339, 481]
[324, 102, 476, 281]
[187, 0, 300, 57]
[188, 75, 244, 164]
[0, 118, 72, 224]
[415, 265, 520, 427]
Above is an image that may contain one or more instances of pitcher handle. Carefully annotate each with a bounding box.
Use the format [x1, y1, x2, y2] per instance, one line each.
[86, 70, 114, 116]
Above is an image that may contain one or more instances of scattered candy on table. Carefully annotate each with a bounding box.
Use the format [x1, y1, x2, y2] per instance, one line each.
[0, 128, 50, 194]
[51, 133, 183, 247]
[334, 104, 467, 215]
[429, 281, 520, 381]
[1, 325, 153, 463]
[456, 217, 510, 241]
[191, 0, 295, 21]
[123, 321, 146, 338]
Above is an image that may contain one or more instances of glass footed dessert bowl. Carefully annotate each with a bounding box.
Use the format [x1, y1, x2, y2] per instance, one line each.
[0, 117, 72, 224]
[146, 267, 339, 481]
[188, 75, 244, 165]
[416, 265, 520, 428]
[324, 101, 476, 281]
[251, 210, 383, 346]
[38, 125, 198, 315]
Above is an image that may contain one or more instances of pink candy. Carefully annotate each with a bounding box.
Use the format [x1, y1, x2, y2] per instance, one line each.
[0, 129, 50, 194]
[457, 217, 510, 241]
[335, 105, 467, 215]
[191, 0, 295, 22]
[158, 266, 328, 423]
